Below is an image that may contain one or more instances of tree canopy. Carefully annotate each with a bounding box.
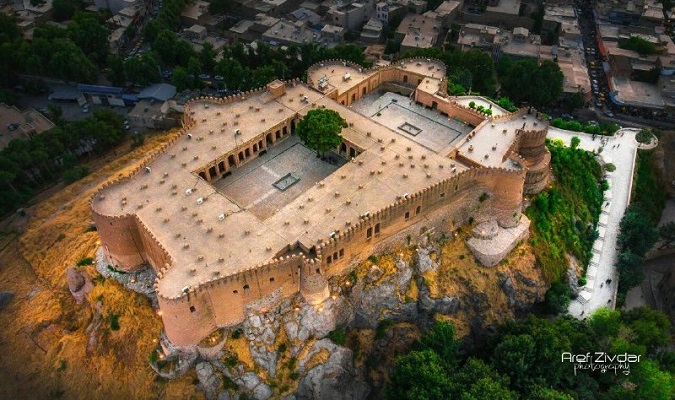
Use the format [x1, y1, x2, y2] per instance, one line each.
[296, 109, 347, 156]
[497, 57, 564, 108]
[389, 311, 674, 400]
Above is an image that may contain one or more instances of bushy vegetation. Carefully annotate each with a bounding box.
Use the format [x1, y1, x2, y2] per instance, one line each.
[525, 138, 605, 282]
[388, 310, 674, 400]
[0, 108, 125, 216]
[635, 128, 656, 144]
[402, 48, 497, 95]
[615, 150, 665, 305]
[551, 118, 620, 136]
[496, 57, 564, 108]
[328, 327, 347, 346]
[468, 102, 493, 116]
[619, 36, 658, 55]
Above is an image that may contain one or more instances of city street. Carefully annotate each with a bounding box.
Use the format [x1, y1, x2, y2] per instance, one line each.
[546, 127, 643, 317]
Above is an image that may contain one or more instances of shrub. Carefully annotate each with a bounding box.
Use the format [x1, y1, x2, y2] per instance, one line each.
[605, 163, 616, 172]
[328, 327, 347, 345]
[109, 313, 121, 331]
[76, 257, 94, 266]
[231, 328, 243, 339]
[367, 255, 378, 264]
[636, 129, 654, 144]
[376, 319, 394, 340]
[469, 100, 476, 109]
[277, 342, 287, 353]
[544, 281, 571, 314]
[131, 133, 145, 148]
[63, 165, 90, 184]
[578, 276, 587, 286]
[479, 192, 489, 202]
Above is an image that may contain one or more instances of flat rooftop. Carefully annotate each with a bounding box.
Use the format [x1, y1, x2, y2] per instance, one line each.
[457, 112, 541, 168]
[352, 91, 473, 153]
[453, 96, 508, 117]
[95, 61, 532, 298]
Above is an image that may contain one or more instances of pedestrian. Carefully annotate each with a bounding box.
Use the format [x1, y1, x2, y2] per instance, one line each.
[601, 283, 604, 288]
[581, 311, 585, 316]
[608, 279, 612, 285]
[607, 299, 611, 304]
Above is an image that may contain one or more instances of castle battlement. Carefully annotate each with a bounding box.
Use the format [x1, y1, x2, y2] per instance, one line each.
[93, 59, 549, 345]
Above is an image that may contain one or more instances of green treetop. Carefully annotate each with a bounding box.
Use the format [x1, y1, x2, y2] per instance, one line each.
[296, 109, 347, 156]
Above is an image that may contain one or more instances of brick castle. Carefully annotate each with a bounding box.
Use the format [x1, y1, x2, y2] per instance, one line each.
[91, 58, 550, 346]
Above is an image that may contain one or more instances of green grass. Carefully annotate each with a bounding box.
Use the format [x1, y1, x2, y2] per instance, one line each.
[328, 327, 347, 345]
[525, 139, 605, 282]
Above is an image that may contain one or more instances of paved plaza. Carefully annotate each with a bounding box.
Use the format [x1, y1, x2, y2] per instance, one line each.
[351, 91, 473, 152]
[214, 136, 342, 220]
[547, 127, 642, 317]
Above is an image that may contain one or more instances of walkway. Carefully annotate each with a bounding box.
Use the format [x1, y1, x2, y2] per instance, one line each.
[546, 127, 642, 318]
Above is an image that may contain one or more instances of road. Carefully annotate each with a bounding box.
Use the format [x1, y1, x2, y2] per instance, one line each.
[546, 127, 643, 317]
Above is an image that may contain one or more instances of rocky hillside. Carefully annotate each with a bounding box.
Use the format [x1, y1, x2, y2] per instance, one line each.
[153, 229, 548, 399]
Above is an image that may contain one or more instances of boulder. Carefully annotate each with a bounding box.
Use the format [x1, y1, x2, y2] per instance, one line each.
[501, 276, 516, 307]
[367, 265, 383, 283]
[66, 267, 94, 304]
[435, 296, 459, 314]
[196, 362, 222, 400]
[296, 339, 370, 400]
[237, 372, 261, 391]
[0, 291, 14, 310]
[299, 296, 351, 338]
[567, 267, 580, 299]
[395, 258, 413, 290]
[252, 383, 273, 400]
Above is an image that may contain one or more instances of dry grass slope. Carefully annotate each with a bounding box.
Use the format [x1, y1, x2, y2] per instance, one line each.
[0, 130, 203, 399]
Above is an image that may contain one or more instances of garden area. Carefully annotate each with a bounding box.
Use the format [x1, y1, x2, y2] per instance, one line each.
[550, 118, 620, 136]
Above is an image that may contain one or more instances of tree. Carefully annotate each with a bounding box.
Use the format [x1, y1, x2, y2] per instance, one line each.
[105, 54, 126, 87]
[544, 281, 570, 315]
[658, 222, 675, 248]
[67, 12, 109, 64]
[296, 109, 347, 157]
[171, 66, 192, 92]
[388, 350, 454, 400]
[200, 43, 216, 72]
[618, 206, 659, 257]
[124, 54, 161, 86]
[419, 321, 460, 369]
[587, 308, 621, 338]
[52, 0, 84, 22]
[491, 334, 539, 391]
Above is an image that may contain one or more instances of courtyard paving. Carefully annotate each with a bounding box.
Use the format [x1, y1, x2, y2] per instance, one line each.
[351, 92, 473, 152]
[546, 127, 641, 318]
[213, 136, 342, 220]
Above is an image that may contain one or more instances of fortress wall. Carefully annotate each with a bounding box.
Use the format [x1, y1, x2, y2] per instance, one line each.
[516, 127, 550, 195]
[158, 254, 304, 346]
[158, 287, 218, 347]
[320, 167, 525, 276]
[135, 216, 172, 274]
[413, 91, 487, 126]
[92, 212, 145, 271]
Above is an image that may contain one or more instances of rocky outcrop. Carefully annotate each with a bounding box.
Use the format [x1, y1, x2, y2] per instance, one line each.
[567, 266, 580, 299]
[196, 362, 222, 400]
[66, 266, 94, 304]
[149, 233, 546, 399]
[296, 340, 370, 400]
